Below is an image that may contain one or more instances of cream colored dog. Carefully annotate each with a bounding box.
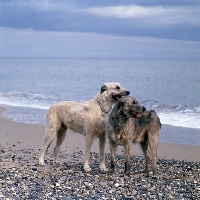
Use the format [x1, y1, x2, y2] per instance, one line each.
[39, 82, 130, 171]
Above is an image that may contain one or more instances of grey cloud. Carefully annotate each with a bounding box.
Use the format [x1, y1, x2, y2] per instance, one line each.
[1, 27, 200, 59]
[85, 5, 200, 25]
[0, 0, 200, 58]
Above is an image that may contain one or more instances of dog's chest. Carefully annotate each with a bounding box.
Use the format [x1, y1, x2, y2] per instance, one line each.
[110, 121, 134, 144]
[111, 129, 130, 145]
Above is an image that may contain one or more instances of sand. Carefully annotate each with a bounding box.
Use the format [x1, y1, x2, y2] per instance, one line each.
[1, 106, 200, 199]
[0, 106, 199, 163]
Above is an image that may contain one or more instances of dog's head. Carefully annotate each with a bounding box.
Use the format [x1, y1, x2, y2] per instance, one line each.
[117, 96, 146, 118]
[100, 82, 130, 102]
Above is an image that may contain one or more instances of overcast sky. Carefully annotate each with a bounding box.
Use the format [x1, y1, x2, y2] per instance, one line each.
[0, 0, 200, 59]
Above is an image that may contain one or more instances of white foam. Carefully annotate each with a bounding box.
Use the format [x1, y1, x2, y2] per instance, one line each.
[158, 112, 200, 129]
[0, 92, 53, 110]
[0, 101, 50, 110]
[1, 92, 200, 129]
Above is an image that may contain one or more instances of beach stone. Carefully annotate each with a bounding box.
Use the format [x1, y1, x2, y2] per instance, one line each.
[100, 181, 107, 187]
[158, 193, 163, 199]
[55, 182, 60, 187]
[115, 183, 120, 187]
[50, 184, 54, 189]
[30, 193, 37, 199]
[0, 148, 199, 199]
[0, 192, 4, 198]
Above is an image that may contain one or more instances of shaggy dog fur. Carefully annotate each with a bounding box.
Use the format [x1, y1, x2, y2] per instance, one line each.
[107, 96, 161, 175]
[39, 82, 130, 171]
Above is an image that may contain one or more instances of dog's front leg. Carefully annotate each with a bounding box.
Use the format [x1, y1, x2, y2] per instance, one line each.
[99, 133, 107, 171]
[124, 143, 132, 175]
[109, 141, 117, 173]
[84, 134, 93, 172]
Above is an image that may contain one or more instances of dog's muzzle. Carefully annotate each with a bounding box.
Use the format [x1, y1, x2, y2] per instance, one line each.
[112, 91, 130, 101]
[131, 106, 146, 118]
[133, 112, 142, 118]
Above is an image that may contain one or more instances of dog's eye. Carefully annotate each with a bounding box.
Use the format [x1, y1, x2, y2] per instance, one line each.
[132, 100, 137, 104]
[116, 86, 120, 90]
[131, 98, 138, 104]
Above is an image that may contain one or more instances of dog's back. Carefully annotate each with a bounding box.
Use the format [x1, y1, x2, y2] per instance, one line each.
[130, 110, 161, 144]
[47, 100, 105, 136]
[135, 110, 161, 133]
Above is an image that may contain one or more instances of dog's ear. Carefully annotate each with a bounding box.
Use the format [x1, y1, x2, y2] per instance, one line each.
[100, 85, 107, 94]
[117, 101, 124, 110]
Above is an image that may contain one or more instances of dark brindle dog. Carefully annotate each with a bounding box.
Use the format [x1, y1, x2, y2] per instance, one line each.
[107, 96, 161, 175]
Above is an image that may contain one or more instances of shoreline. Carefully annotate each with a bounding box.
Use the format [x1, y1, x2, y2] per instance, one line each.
[0, 106, 200, 162]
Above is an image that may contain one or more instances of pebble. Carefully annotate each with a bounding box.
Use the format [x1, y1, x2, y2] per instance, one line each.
[0, 145, 199, 199]
[100, 182, 107, 187]
[114, 183, 120, 187]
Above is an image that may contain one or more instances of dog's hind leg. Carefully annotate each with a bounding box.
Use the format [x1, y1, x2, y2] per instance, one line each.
[148, 133, 158, 174]
[99, 132, 107, 171]
[39, 124, 58, 165]
[140, 140, 151, 173]
[54, 127, 67, 164]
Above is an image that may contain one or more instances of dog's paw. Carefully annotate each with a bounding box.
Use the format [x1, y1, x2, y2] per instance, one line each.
[84, 167, 92, 172]
[54, 161, 61, 166]
[84, 163, 91, 172]
[38, 161, 45, 166]
[100, 167, 107, 172]
[107, 168, 114, 173]
[100, 163, 107, 172]
[84, 164, 91, 172]
[143, 168, 150, 174]
[124, 170, 130, 175]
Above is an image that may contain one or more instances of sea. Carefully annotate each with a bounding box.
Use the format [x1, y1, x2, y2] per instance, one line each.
[0, 58, 200, 145]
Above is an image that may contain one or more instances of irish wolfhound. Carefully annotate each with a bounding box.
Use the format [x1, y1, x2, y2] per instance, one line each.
[107, 96, 161, 175]
[39, 82, 130, 172]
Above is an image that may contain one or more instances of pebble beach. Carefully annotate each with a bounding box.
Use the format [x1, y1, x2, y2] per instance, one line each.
[0, 107, 200, 199]
[0, 147, 200, 199]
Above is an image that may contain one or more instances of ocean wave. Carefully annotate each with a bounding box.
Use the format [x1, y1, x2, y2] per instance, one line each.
[158, 112, 200, 129]
[0, 92, 57, 109]
[145, 103, 200, 129]
[0, 92, 200, 129]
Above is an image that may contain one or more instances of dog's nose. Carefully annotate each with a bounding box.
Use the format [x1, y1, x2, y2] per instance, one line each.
[126, 91, 130, 95]
[143, 106, 146, 112]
